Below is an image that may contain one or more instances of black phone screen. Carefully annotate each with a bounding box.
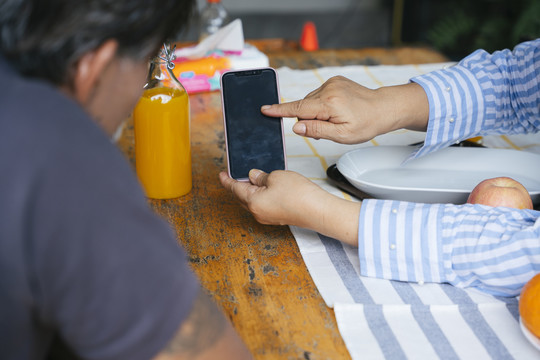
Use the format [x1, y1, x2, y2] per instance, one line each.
[221, 68, 286, 180]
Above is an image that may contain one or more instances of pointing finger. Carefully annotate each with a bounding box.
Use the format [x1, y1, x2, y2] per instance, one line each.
[261, 98, 329, 120]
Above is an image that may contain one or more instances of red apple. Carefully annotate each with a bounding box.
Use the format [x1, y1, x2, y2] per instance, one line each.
[467, 177, 533, 209]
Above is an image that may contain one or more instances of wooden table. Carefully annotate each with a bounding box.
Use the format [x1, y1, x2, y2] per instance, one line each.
[117, 46, 448, 360]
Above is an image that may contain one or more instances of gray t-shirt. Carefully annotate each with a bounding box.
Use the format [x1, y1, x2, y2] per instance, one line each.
[0, 56, 198, 359]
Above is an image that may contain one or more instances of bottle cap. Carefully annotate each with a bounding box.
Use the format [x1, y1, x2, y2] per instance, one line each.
[158, 43, 177, 70]
[300, 21, 319, 51]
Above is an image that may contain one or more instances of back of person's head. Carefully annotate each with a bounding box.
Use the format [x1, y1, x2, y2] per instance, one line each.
[0, 0, 195, 85]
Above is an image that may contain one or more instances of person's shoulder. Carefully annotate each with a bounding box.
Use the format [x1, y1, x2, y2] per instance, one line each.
[2, 67, 135, 189]
[0, 65, 149, 248]
[3, 73, 110, 152]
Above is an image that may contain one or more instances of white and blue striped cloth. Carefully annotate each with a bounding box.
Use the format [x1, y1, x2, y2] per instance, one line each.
[291, 228, 539, 359]
[411, 39, 540, 161]
[277, 39, 540, 359]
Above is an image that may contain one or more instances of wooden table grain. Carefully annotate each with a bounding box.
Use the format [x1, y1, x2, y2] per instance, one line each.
[117, 46, 448, 360]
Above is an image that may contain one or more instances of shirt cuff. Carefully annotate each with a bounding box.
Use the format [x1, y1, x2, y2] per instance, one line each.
[408, 64, 486, 160]
[357, 199, 451, 285]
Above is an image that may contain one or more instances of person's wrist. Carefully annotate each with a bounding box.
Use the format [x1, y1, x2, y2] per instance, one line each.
[315, 194, 360, 246]
[294, 186, 332, 230]
[376, 83, 429, 132]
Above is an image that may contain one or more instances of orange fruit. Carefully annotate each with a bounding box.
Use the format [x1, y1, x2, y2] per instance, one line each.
[520, 273, 540, 339]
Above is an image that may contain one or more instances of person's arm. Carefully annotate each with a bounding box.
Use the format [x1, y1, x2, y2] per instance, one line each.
[262, 40, 539, 157]
[358, 198, 540, 297]
[153, 289, 252, 360]
[219, 168, 540, 296]
[220, 168, 540, 296]
[410, 39, 540, 159]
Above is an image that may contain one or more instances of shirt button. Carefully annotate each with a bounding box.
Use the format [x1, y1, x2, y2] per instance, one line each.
[449, 117, 455, 123]
[418, 280, 425, 285]
[445, 86, 451, 92]
[392, 209, 398, 214]
[390, 244, 396, 250]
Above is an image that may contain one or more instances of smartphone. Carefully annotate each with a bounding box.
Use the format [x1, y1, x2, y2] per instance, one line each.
[221, 68, 287, 180]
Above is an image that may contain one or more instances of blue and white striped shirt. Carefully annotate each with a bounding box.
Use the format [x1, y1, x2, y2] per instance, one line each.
[357, 39, 540, 297]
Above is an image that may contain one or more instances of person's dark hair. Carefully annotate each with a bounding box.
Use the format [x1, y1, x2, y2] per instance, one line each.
[0, 0, 195, 85]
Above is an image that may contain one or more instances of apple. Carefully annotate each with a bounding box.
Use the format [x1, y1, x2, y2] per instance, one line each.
[467, 176, 533, 209]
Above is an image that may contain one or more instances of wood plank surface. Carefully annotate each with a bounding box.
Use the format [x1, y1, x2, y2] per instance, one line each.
[117, 46, 448, 359]
[266, 46, 448, 69]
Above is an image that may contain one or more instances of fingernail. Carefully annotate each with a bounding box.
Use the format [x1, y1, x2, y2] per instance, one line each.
[249, 169, 262, 179]
[261, 105, 271, 110]
[293, 122, 306, 135]
[249, 169, 263, 183]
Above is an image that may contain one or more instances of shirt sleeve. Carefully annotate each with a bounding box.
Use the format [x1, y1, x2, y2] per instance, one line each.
[358, 199, 540, 297]
[409, 39, 540, 160]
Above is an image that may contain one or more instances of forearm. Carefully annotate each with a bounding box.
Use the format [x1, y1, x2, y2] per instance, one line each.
[358, 198, 540, 296]
[409, 39, 540, 159]
[279, 181, 361, 246]
[153, 289, 252, 360]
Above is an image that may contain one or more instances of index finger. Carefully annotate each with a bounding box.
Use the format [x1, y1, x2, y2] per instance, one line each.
[261, 98, 329, 121]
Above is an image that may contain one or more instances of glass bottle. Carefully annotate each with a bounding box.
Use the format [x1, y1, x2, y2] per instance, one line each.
[199, 0, 229, 41]
[133, 44, 192, 199]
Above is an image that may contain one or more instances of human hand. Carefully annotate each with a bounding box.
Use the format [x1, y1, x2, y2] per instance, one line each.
[219, 169, 360, 246]
[219, 169, 326, 227]
[261, 76, 428, 144]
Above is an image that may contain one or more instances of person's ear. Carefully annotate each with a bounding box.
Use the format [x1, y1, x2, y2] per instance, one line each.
[72, 39, 119, 105]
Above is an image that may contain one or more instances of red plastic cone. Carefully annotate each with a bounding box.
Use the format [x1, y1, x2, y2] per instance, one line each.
[300, 21, 319, 51]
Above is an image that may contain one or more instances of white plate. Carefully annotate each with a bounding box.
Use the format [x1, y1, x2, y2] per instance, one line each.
[520, 318, 540, 351]
[336, 146, 540, 204]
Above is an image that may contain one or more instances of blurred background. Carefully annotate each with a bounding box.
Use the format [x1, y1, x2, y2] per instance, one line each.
[181, 0, 540, 60]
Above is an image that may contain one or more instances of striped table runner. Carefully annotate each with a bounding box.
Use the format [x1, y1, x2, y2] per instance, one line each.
[277, 64, 540, 359]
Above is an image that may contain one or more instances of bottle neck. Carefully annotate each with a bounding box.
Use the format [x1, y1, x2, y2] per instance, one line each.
[144, 59, 185, 92]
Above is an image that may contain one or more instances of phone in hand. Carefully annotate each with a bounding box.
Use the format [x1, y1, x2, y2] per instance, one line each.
[220, 68, 287, 181]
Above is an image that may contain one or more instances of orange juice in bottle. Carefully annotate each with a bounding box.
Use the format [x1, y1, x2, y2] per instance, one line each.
[134, 45, 192, 199]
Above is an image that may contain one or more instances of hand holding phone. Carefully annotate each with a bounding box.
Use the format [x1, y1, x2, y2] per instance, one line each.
[220, 68, 287, 180]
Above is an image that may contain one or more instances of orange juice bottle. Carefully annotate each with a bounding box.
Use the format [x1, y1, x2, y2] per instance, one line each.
[134, 46, 192, 199]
